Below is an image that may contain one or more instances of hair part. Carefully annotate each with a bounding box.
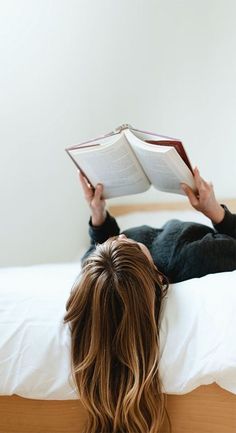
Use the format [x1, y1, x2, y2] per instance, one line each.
[64, 236, 171, 433]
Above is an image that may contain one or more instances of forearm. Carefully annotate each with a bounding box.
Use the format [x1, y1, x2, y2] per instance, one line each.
[204, 202, 225, 224]
[81, 211, 120, 265]
[91, 209, 107, 226]
[88, 211, 120, 244]
[213, 204, 236, 238]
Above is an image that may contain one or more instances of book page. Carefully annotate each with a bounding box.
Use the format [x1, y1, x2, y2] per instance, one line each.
[69, 134, 150, 199]
[129, 128, 178, 142]
[68, 132, 120, 150]
[125, 129, 195, 195]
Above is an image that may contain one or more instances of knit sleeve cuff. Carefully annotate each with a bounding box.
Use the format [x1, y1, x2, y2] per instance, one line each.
[88, 211, 120, 243]
[213, 204, 235, 235]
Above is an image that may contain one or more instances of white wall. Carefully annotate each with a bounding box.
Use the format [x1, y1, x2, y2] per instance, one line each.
[1, 0, 236, 267]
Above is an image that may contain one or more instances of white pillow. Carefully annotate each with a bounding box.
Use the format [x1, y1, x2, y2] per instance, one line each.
[0, 261, 236, 398]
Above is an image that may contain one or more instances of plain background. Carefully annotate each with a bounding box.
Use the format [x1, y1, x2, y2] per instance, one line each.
[1, 0, 236, 266]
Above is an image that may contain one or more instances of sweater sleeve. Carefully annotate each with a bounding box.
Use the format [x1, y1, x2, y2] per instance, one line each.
[88, 211, 120, 244]
[213, 204, 236, 239]
[81, 211, 120, 264]
[168, 207, 236, 283]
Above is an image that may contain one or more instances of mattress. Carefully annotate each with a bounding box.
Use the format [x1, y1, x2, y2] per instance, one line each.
[0, 208, 235, 399]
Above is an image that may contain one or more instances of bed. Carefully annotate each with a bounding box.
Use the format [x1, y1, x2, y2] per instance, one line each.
[0, 198, 236, 433]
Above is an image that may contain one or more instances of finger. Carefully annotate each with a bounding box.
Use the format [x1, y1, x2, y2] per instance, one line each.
[181, 183, 199, 207]
[78, 171, 89, 187]
[93, 183, 104, 204]
[79, 171, 93, 195]
[193, 167, 204, 190]
[194, 167, 209, 190]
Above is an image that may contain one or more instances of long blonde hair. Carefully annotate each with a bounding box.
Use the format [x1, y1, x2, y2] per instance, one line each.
[63, 236, 170, 433]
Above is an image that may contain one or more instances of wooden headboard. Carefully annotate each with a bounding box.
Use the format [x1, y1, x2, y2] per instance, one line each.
[108, 198, 236, 216]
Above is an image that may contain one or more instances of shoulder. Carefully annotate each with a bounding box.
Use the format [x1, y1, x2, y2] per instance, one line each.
[122, 225, 158, 244]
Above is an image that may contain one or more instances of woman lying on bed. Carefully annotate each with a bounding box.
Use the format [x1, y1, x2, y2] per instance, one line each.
[64, 167, 236, 433]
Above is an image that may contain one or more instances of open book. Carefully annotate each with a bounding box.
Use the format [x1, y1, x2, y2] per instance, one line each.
[65, 124, 196, 199]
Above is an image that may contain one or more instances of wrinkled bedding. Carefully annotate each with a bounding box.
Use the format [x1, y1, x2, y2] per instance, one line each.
[0, 209, 235, 399]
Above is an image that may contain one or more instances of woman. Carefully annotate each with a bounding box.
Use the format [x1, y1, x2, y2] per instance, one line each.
[64, 167, 236, 433]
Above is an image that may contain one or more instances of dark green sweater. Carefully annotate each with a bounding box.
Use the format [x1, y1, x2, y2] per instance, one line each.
[81, 204, 236, 283]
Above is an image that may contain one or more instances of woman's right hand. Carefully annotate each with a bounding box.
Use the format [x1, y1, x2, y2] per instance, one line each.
[181, 167, 225, 224]
[78, 171, 107, 226]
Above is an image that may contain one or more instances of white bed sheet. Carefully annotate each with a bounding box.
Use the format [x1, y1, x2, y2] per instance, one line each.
[0, 209, 236, 399]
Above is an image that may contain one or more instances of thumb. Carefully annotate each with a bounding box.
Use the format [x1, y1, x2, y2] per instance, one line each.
[181, 183, 199, 207]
